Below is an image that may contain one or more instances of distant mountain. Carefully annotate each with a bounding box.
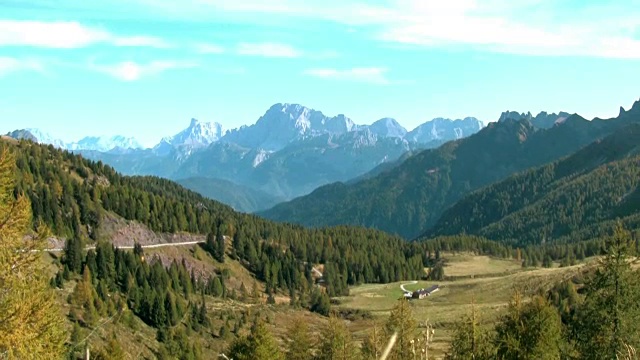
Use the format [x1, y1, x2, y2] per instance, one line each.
[13, 103, 485, 211]
[177, 128, 415, 199]
[5, 129, 144, 152]
[499, 111, 571, 129]
[6, 129, 38, 143]
[221, 103, 357, 151]
[259, 99, 640, 238]
[404, 117, 483, 144]
[157, 118, 224, 153]
[366, 118, 407, 138]
[67, 135, 144, 152]
[424, 123, 640, 245]
[8, 128, 66, 148]
[177, 177, 285, 213]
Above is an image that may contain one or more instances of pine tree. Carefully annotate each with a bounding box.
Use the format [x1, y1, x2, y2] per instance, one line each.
[384, 298, 417, 360]
[285, 321, 314, 360]
[0, 147, 66, 359]
[63, 236, 84, 273]
[215, 226, 225, 263]
[206, 230, 216, 255]
[573, 223, 640, 359]
[316, 315, 359, 360]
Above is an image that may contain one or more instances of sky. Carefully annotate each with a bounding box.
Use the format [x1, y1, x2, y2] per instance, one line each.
[1, 0, 640, 147]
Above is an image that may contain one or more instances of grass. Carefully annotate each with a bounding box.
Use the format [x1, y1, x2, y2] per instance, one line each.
[337, 252, 594, 358]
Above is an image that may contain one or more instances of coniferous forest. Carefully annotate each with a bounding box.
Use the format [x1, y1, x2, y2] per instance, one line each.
[2, 128, 640, 359]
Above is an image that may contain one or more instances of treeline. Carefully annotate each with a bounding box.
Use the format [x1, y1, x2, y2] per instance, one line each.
[420, 235, 629, 269]
[5, 139, 426, 297]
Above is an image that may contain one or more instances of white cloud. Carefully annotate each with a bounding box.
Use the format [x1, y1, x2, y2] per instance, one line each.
[185, 0, 640, 59]
[0, 57, 44, 76]
[237, 42, 301, 58]
[195, 43, 225, 54]
[91, 60, 195, 81]
[304, 67, 390, 84]
[0, 20, 168, 48]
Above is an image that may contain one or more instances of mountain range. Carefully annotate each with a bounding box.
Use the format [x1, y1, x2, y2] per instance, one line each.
[259, 99, 640, 239]
[7, 103, 484, 211]
[6, 129, 145, 153]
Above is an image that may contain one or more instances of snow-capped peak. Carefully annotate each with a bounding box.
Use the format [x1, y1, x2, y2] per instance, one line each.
[67, 135, 144, 152]
[24, 128, 67, 148]
[160, 118, 225, 149]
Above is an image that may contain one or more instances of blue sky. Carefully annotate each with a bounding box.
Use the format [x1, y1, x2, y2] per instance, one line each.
[1, 0, 640, 147]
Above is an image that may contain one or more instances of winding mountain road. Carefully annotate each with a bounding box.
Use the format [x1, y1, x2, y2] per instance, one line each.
[400, 280, 418, 294]
[41, 240, 206, 253]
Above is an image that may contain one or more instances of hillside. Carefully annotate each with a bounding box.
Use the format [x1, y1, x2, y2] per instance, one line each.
[423, 124, 640, 245]
[260, 100, 640, 239]
[177, 177, 284, 213]
[0, 136, 432, 357]
[4, 138, 430, 298]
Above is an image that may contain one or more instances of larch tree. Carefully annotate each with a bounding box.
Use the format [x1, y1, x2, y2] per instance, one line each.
[361, 321, 385, 360]
[285, 320, 315, 360]
[228, 319, 283, 360]
[0, 147, 66, 359]
[445, 301, 495, 360]
[494, 293, 564, 360]
[384, 298, 417, 360]
[573, 223, 640, 360]
[316, 315, 360, 360]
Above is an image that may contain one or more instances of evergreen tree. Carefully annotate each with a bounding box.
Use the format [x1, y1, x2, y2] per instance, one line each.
[494, 293, 564, 360]
[228, 319, 283, 360]
[285, 321, 314, 360]
[316, 315, 359, 360]
[384, 298, 417, 360]
[361, 322, 385, 360]
[215, 226, 225, 263]
[0, 147, 66, 358]
[310, 288, 331, 316]
[445, 302, 494, 360]
[63, 236, 84, 273]
[206, 229, 216, 255]
[573, 224, 640, 359]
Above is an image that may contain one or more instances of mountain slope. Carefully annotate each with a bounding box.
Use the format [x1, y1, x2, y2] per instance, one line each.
[177, 176, 284, 213]
[423, 124, 640, 245]
[259, 100, 640, 238]
[3, 137, 427, 294]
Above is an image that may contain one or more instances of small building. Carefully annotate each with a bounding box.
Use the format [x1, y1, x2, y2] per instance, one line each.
[412, 285, 440, 300]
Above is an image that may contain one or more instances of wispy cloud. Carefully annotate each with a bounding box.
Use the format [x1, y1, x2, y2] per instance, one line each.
[175, 0, 640, 59]
[0, 20, 168, 48]
[0, 57, 44, 76]
[304, 67, 391, 84]
[236, 42, 301, 58]
[90, 60, 195, 81]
